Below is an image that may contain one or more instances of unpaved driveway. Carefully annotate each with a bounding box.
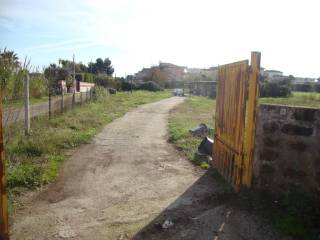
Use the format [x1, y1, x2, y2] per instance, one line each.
[11, 97, 282, 240]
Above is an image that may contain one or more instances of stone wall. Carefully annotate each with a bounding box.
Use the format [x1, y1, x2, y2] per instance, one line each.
[253, 104, 320, 195]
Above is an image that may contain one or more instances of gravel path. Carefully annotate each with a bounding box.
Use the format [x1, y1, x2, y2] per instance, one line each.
[11, 97, 282, 240]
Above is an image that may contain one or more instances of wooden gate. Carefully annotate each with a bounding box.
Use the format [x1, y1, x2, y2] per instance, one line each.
[213, 52, 260, 191]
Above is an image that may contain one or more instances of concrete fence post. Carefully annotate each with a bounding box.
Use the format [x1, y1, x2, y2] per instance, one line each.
[72, 91, 75, 108]
[24, 73, 30, 135]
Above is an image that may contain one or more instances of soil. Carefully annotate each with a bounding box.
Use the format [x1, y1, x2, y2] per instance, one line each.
[11, 97, 284, 240]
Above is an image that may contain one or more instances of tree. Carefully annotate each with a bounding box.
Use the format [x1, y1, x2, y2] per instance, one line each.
[260, 78, 292, 97]
[89, 58, 114, 75]
[0, 48, 20, 70]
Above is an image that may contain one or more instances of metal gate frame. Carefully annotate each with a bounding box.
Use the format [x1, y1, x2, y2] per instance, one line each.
[213, 52, 261, 191]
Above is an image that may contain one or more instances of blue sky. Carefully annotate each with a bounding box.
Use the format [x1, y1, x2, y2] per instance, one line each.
[1, 0, 319, 77]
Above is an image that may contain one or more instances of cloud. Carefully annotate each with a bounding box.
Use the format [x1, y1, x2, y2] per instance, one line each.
[1, 0, 320, 77]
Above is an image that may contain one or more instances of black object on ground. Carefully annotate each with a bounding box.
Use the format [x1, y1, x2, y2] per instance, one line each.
[108, 88, 117, 94]
[189, 123, 208, 137]
[198, 136, 213, 156]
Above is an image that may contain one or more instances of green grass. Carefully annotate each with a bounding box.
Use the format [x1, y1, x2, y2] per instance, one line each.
[260, 91, 320, 108]
[5, 90, 170, 210]
[168, 96, 215, 167]
[3, 96, 49, 109]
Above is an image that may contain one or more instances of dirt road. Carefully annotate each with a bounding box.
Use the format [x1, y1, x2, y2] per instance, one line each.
[11, 97, 281, 240]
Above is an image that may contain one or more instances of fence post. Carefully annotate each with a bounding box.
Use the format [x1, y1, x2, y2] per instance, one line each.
[80, 91, 82, 105]
[48, 88, 51, 119]
[242, 51, 261, 187]
[182, 82, 185, 96]
[72, 91, 75, 108]
[61, 89, 64, 113]
[0, 91, 9, 240]
[24, 73, 30, 135]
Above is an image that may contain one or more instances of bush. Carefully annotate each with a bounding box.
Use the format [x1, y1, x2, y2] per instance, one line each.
[260, 79, 291, 97]
[94, 75, 120, 90]
[121, 81, 136, 91]
[135, 81, 163, 92]
[30, 75, 47, 98]
[293, 83, 312, 92]
[91, 86, 108, 101]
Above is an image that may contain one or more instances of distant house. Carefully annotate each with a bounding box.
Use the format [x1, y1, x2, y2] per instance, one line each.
[57, 79, 94, 93]
[135, 68, 152, 81]
[57, 80, 67, 93]
[134, 62, 186, 88]
[184, 66, 218, 82]
[76, 80, 95, 92]
[292, 77, 317, 84]
[158, 62, 186, 82]
[263, 70, 283, 79]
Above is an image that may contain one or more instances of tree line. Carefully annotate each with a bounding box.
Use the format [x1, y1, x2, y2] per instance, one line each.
[0, 48, 117, 100]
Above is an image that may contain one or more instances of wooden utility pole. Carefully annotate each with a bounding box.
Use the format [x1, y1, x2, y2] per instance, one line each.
[0, 92, 9, 240]
[24, 73, 30, 135]
[72, 54, 76, 107]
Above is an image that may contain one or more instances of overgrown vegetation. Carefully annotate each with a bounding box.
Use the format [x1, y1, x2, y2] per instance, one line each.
[260, 76, 292, 98]
[168, 96, 215, 167]
[121, 81, 163, 92]
[6, 90, 170, 210]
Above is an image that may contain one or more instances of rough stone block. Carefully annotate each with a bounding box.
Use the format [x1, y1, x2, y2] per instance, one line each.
[293, 109, 316, 122]
[281, 124, 313, 136]
[315, 158, 320, 168]
[316, 171, 320, 186]
[288, 140, 308, 152]
[263, 137, 280, 148]
[263, 121, 279, 134]
[284, 168, 307, 180]
[260, 148, 279, 161]
[261, 164, 275, 174]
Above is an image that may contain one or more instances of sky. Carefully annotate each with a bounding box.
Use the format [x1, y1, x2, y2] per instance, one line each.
[0, 0, 319, 77]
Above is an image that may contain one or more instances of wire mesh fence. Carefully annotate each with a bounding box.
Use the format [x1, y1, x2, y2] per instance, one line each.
[3, 90, 93, 127]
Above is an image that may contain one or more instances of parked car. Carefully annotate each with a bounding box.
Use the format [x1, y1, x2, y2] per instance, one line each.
[173, 88, 184, 96]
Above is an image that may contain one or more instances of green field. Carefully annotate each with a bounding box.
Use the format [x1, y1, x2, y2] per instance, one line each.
[5, 90, 170, 210]
[260, 91, 320, 108]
